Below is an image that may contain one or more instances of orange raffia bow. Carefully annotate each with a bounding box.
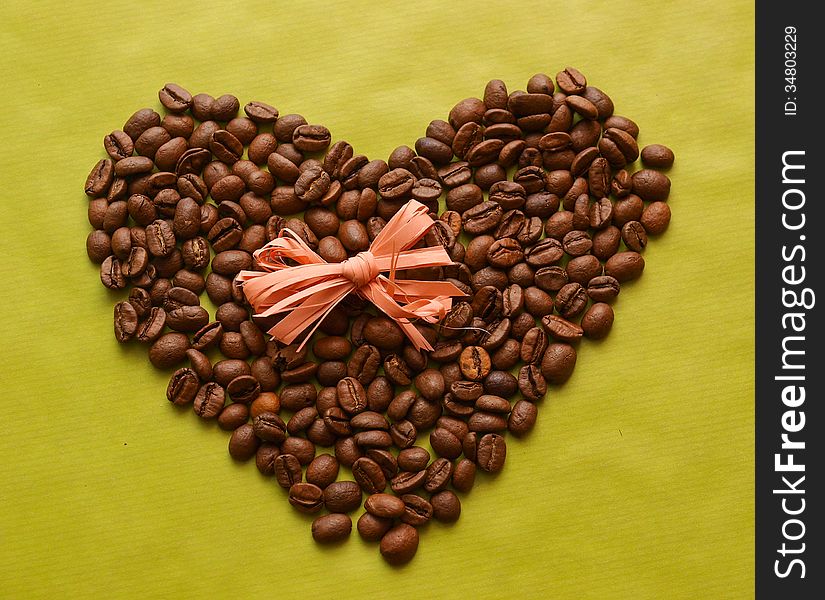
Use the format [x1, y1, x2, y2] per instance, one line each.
[235, 200, 466, 352]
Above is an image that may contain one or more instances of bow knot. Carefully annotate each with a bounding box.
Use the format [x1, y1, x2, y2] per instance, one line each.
[235, 200, 466, 351]
[341, 251, 379, 288]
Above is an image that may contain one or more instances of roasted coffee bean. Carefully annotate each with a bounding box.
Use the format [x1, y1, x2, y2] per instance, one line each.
[252, 411, 287, 443]
[581, 302, 615, 339]
[395, 447, 430, 473]
[135, 307, 166, 343]
[622, 221, 647, 252]
[517, 364, 547, 402]
[287, 406, 318, 435]
[389, 419, 417, 449]
[398, 494, 433, 527]
[452, 458, 477, 493]
[166, 305, 209, 333]
[212, 359, 250, 387]
[462, 200, 503, 235]
[347, 344, 381, 386]
[148, 332, 189, 369]
[520, 327, 549, 364]
[566, 255, 602, 286]
[357, 512, 393, 542]
[423, 457, 453, 493]
[523, 286, 554, 317]
[380, 523, 419, 565]
[311, 513, 352, 544]
[227, 423, 259, 461]
[631, 169, 671, 201]
[605, 251, 645, 282]
[352, 457, 387, 494]
[274, 453, 303, 489]
[336, 376, 368, 415]
[112, 301, 138, 342]
[193, 382, 225, 418]
[364, 493, 405, 519]
[639, 201, 671, 235]
[322, 480, 362, 513]
[430, 427, 462, 459]
[554, 283, 588, 319]
[459, 346, 492, 381]
[641, 144, 675, 168]
[306, 454, 340, 489]
[476, 433, 507, 473]
[218, 403, 249, 431]
[289, 482, 324, 513]
[280, 436, 316, 465]
[431, 490, 461, 523]
[525, 238, 563, 267]
[255, 443, 280, 475]
[540, 342, 577, 385]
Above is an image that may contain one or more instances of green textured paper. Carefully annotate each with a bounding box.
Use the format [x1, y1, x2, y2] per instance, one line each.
[0, 1, 754, 598]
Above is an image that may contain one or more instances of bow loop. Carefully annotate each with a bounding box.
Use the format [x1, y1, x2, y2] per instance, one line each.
[235, 200, 467, 351]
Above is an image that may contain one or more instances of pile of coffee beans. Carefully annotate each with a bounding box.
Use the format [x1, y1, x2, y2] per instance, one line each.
[84, 70, 673, 565]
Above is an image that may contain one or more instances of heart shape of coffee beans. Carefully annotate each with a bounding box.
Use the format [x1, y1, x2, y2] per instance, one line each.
[84, 68, 674, 565]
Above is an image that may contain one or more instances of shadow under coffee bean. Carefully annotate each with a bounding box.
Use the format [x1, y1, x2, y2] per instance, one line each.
[83, 69, 674, 565]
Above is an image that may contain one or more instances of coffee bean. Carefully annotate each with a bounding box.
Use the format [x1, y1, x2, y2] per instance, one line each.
[540, 343, 577, 385]
[431, 490, 461, 523]
[631, 169, 671, 201]
[193, 382, 225, 418]
[621, 220, 648, 252]
[274, 453, 303, 489]
[397, 447, 431, 472]
[149, 332, 190, 369]
[218, 403, 249, 431]
[357, 512, 393, 542]
[581, 303, 614, 340]
[380, 523, 419, 565]
[641, 144, 675, 169]
[364, 493, 405, 519]
[311, 513, 352, 544]
[305, 454, 339, 489]
[476, 433, 507, 473]
[641, 201, 672, 235]
[352, 457, 387, 494]
[605, 251, 645, 282]
[423, 457, 453, 493]
[228, 423, 259, 461]
[459, 346, 491, 381]
[289, 482, 324, 513]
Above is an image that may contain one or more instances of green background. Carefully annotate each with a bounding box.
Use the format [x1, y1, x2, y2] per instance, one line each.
[0, 1, 754, 598]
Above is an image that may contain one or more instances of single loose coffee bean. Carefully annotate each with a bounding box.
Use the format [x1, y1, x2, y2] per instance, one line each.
[218, 403, 249, 431]
[431, 490, 461, 523]
[305, 454, 339, 489]
[540, 343, 577, 384]
[397, 447, 431, 472]
[631, 169, 671, 201]
[380, 524, 419, 565]
[581, 302, 615, 339]
[452, 458, 477, 493]
[193, 382, 225, 419]
[148, 332, 190, 369]
[459, 346, 491, 381]
[311, 513, 352, 544]
[605, 251, 645, 282]
[166, 367, 200, 406]
[508, 400, 538, 437]
[289, 482, 324, 514]
[358, 512, 393, 542]
[476, 433, 507, 473]
[228, 424, 259, 461]
[621, 220, 648, 252]
[274, 453, 303, 489]
[641, 144, 675, 168]
[423, 457, 453, 493]
[641, 201, 672, 235]
[365, 493, 406, 519]
[322, 480, 363, 513]
[352, 457, 387, 494]
[113, 301, 138, 342]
